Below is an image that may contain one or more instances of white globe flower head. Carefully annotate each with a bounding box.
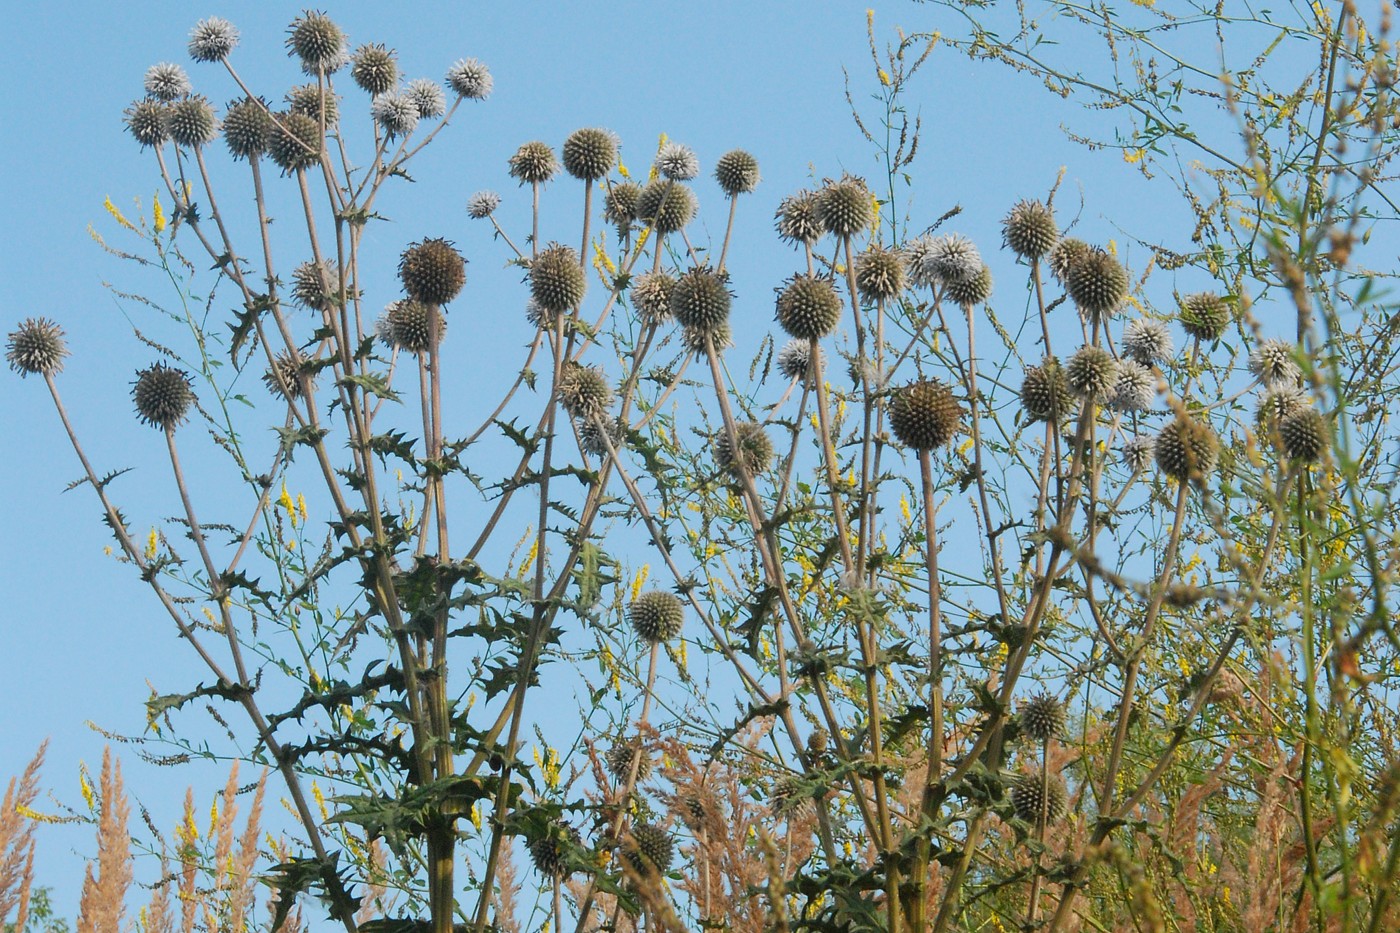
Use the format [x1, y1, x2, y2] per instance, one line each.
[188, 17, 239, 62]
[371, 93, 419, 139]
[656, 142, 699, 181]
[446, 58, 493, 99]
[405, 78, 447, 119]
[144, 62, 192, 101]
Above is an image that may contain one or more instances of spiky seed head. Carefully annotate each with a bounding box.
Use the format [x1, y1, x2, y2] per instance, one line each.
[578, 415, 625, 458]
[1155, 417, 1219, 482]
[771, 775, 809, 816]
[1066, 346, 1119, 401]
[557, 363, 614, 420]
[625, 823, 674, 875]
[350, 44, 397, 96]
[628, 591, 685, 644]
[445, 58, 492, 99]
[1066, 248, 1129, 321]
[1121, 318, 1173, 365]
[715, 422, 774, 477]
[816, 176, 873, 239]
[1249, 338, 1301, 386]
[188, 17, 239, 63]
[605, 182, 642, 230]
[287, 12, 345, 72]
[630, 272, 674, 321]
[776, 274, 841, 340]
[775, 190, 822, 246]
[1019, 358, 1072, 423]
[133, 363, 194, 429]
[125, 100, 169, 148]
[635, 180, 696, 234]
[681, 323, 733, 358]
[399, 238, 465, 305]
[915, 233, 982, 287]
[604, 738, 651, 782]
[855, 246, 907, 303]
[671, 267, 731, 334]
[404, 78, 446, 119]
[524, 298, 558, 331]
[144, 63, 191, 102]
[263, 352, 310, 399]
[1018, 694, 1066, 742]
[807, 729, 830, 756]
[562, 128, 617, 181]
[1003, 199, 1058, 260]
[890, 380, 961, 450]
[655, 142, 699, 181]
[1256, 386, 1309, 432]
[508, 140, 558, 186]
[1279, 408, 1327, 462]
[1047, 237, 1090, 284]
[530, 244, 587, 313]
[384, 300, 445, 353]
[6, 318, 68, 377]
[1010, 771, 1068, 825]
[372, 93, 419, 139]
[1109, 359, 1156, 412]
[286, 84, 338, 125]
[527, 823, 581, 878]
[776, 339, 821, 382]
[715, 149, 759, 196]
[1179, 291, 1231, 341]
[301, 44, 349, 77]
[943, 264, 994, 307]
[265, 112, 321, 172]
[222, 98, 271, 160]
[678, 790, 712, 828]
[291, 260, 338, 311]
[164, 96, 217, 148]
[466, 190, 500, 220]
[1121, 435, 1154, 471]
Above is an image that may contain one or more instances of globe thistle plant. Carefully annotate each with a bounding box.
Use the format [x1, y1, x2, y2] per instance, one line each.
[1121, 435, 1154, 471]
[133, 363, 195, 430]
[1066, 248, 1129, 321]
[1179, 291, 1231, 341]
[1047, 237, 1090, 285]
[300, 44, 349, 77]
[404, 78, 446, 119]
[1121, 318, 1173, 365]
[291, 259, 339, 312]
[775, 190, 822, 247]
[1155, 417, 1219, 482]
[943, 264, 993, 307]
[265, 112, 322, 172]
[715, 422, 775, 477]
[655, 142, 699, 181]
[524, 298, 558, 331]
[371, 93, 419, 139]
[562, 128, 617, 182]
[557, 364, 614, 420]
[890, 380, 961, 450]
[1279, 408, 1327, 462]
[855, 245, 906, 303]
[529, 245, 587, 314]
[222, 97, 271, 160]
[399, 238, 465, 305]
[287, 11, 345, 73]
[1108, 359, 1156, 412]
[671, 267, 731, 334]
[715, 149, 760, 196]
[1066, 346, 1119, 401]
[624, 823, 674, 875]
[384, 300, 445, 354]
[681, 323, 733, 357]
[286, 84, 338, 125]
[350, 44, 397, 96]
[604, 182, 642, 231]
[163, 96, 217, 148]
[466, 190, 500, 220]
[1010, 771, 1068, 825]
[1019, 358, 1072, 423]
[1249, 338, 1302, 386]
[775, 274, 841, 340]
[1018, 694, 1066, 743]
[776, 338, 821, 382]
[508, 141, 558, 186]
[917, 233, 982, 287]
[628, 591, 685, 644]
[527, 823, 581, 878]
[263, 352, 309, 400]
[188, 17, 239, 63]
[125, 99, 169, 149]
[445, 58, 493, 99]
[1002, 199, 1058, 260]
[629, 271, 674, 321]
[635, 180, 696, 234]
[1256, 386, 1309, 430]
[6, 318, 68, 377]
[604, 737, 652, 782]
[816, 176, 873, 239]
[578, 415, 625, 458]
[144, 63, 192, 102]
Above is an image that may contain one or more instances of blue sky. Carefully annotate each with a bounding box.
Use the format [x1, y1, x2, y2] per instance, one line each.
[0, 0, 1215, 915]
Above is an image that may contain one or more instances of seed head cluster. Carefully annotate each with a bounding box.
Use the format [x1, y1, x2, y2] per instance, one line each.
[776, 274, 841, 340]
[628, 591, 685, 644]
[715, 422, 775, 477]
[399, 238, 465, 305]
[890, 380, 961, 450]
[6, 318, 68, 377]
[562, 128, 617, 181]
[133, 363, 195, 430]
[530, 245, 587, 314]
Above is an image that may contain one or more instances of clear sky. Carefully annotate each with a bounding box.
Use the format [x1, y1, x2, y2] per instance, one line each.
[0, 0, 1207, 917]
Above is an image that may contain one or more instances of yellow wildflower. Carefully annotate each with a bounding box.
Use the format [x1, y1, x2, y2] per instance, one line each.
[146, 528, 159, 561]
[152, 193, 166, 234]
[104, 196, 138, 232]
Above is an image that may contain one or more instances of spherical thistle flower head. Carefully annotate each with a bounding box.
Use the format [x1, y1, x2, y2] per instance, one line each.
[530, 244, 587, 314]
[291, 259, 338, 312]
[655, 142, 699, 181]
[1121, 435, 1155, 471]
[188, 17, 239, 63]
[1155, 416, 1219, 482]
[1066, 345, 1119, 401]
[527, 823, 581, 879]
[1002, 199, 1058, 260]
[1108, 359, 1156, 412]
[635, 180, 696, 234]
[943, 264, 993, 308]
[630, 271, 675, 321]
[605, 182, 642, 231]
[816, 175, 874, 239]
[562, 127, 618, 182]
[6, 318, 68, 377]
[1256, 386, 1309, 432]
[125, 99, 169, 149]
[1279, 407, 1327, 463]
[671, 267, 731, 334]
[1019, 357, 1072, 423]
[776, 338, 822, 382]
[1047, 237, 1090, 285]
[446, 58, 492, 100]
[771, 774, 810, 817]
[404, 78, 446, 119]
[557, 363, 614, 420]
[776, 274, 841, 340]
[855, 245, 907, 303]
[399, 237, 465, 305]
[466, 190, 500, 220]
[222, 97, 272, 160]
[524, 298, 559, 331]
[681, 322, 733, 358]
[604, 737, 651, 782]
[715, 422, 775, 477]
[265, 112, 322, 173]
[1179, 291, 1231, 342]
[625, 823, 674, 875]
[1066, 248, 1129, 322]
[775, 189, 822, 247]
[1010, 771, 1068, 825]
[371, 93, 419, 140]
[286, 84, 338, 126]
[921, 233, 982, 287]
[164, 96, 217, 148]
[628, 590, 685, 644]
[1249, 338, 1302, 386]
[350, 44, 397, 96]
[133, 363, 194, 430]
[1018, 694, 1066, 743]
[144, 63, 192, 102]
[890, 379, 961, 450]
[508, 140, 558, 186]
[263, 352, 310, 400]
[287, 11, 346, 73]
[578, 415, 625, 458]
[1121, 318, 1173, 366]
[384, 300, 446, 354]
[715, 149, 760, 196]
